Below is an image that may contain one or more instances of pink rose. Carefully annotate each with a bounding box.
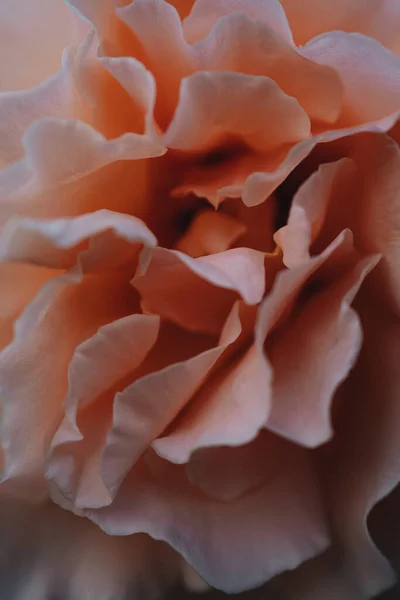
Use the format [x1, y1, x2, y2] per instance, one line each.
[1, 1, 400, 599]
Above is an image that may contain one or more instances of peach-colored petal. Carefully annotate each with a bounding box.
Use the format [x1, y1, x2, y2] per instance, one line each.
[99, 55, 158, 137]
[194, 13, 343, 125]
[0, 117, 165, 227]
[134, 246, 265, 335]
[266, 254, 379, 447]
[0, 498, 177, 600]
[0, 52, 82, 167]
[117, 0, 194, 125]
[301, 32, 400, 127]
[0, 211, 155, 497]
[186, 431, 280, 501]
[87, 452, 329, 593]
[0, 0, 88, 93]
[0, 209, 156, 271]
[152, 342, 271, 463]
[275, 158, 357, 267]
[175, 209, 246, 257]
[319, 305, 400, 598]
[280, 0, 400, 56]
[97, 302, 242, 501]
[183, 0, 294, 45]
[46, 314, 160, 510]
[164, 71, 310, 152]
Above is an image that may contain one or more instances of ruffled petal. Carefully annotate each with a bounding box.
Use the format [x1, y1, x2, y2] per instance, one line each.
[194, 13, 343, 125]
[87, 449, 329, 593]
[280, 0, 400, 56]
[301, 32, 400, 127]
[46, 313, 159, 510]
[134, 246, 265, 334]
[266, 254, 379, 447]
[0, 211, 154, 497]
[117, 0, 194, 125]
[183, 0, 294, 45]
[163, 71, 310, 152]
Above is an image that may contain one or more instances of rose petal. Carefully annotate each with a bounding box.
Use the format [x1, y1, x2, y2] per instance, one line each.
[300, 32, 400, 127]
[87, 450, 329, 593]
[175, 209, 246, 257]
[97, 302, 243, 501]
[46, 314, 160, 510]
[194, 13, 343, 125]
[280, 0, 400, 56]
[133, 246, 266, 335]
[275, 158, 358, 267]
[266, 254, 380, 447]
[163, 71, 310, 152]
[117, 0, 194, 126]
[0, 211, 154, 497]
[183, 0, 294, 45]
[0, 209, 156, 271]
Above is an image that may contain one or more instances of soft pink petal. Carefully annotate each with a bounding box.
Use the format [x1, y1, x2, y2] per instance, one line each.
[266, 254, 379, 447]
[275, 158, 357, 267]
[194, 13, 343, 125]
[164, 71, 310, 152]
[183, 0, 294, 45]
[301, 32, 400, 127]
[280, 0, 400, 55]
[175, 209, 246, 257]
[46, 314, 160, 510]
[0, 0, 87, 92]
[117, 0, 194, 126]
[0, 209, 156, 270]
[152, 342, 271, 463]
[87, 450, 329, 593]
[0, 55, 83, 167]
[134, 246, 265, 335]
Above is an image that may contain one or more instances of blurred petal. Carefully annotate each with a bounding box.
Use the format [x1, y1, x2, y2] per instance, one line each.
[183, 0, 294, 45]
[88, 448, 329, 593]
[0, 0, 87, 92]
[280, 0, 400, 55]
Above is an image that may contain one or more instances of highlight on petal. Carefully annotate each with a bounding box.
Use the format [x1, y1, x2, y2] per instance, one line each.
[0, 209, 157, 271]
[0, 52, 82, 166]
[183, 0, 294, 45]
[87, 446, 329, 593]
[164, 71, 310, 152]
[133, 246, 266, 334]
[301, 32, 400, 127]
[194, 13, 344, 125]
[280, 0, 400, 56]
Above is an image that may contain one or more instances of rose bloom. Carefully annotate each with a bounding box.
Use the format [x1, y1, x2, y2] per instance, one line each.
[1, 0, 400, 599]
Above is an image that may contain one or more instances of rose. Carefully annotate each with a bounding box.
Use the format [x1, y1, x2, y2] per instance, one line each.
[1, 1, 400, 600]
